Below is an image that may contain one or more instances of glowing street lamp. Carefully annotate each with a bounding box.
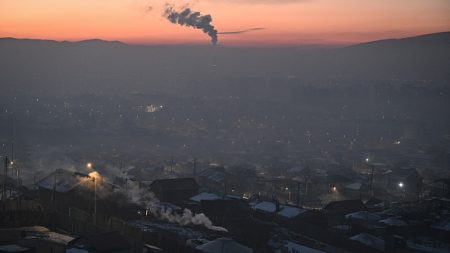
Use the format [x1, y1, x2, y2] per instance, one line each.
[285, 187, 291, 202]
[398, 182, 406, 201]
[86, 162, 93, 169]
[331, 186, 338, 201]
[91, 175, 97, 225]
[87, 170, 100, 225]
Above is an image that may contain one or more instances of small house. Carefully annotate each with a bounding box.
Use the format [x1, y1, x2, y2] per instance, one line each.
[149, 178, 199, 205]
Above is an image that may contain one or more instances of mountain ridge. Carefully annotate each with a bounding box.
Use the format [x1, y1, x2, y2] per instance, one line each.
[0, 31, 448, 96]
[1, 31, 449, 48]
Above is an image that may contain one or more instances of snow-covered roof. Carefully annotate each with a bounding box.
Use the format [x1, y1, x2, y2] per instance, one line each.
[284, 241, 326, 253]
[46, 231, 75, 244]
[187, 238, 210, 248]
[407, 237, 450, 253]
[66, 248, 89, 253]
[252, 201, 277, 213]
[431, 218, 450, 232]
[0, 244, 31, 252]
[226, 194, 242, 200]
[36, 169, 88, 193]
[379, 217, 407, 226]
[350, 233, 385, 252]
[190, 192, 222, 203]
[249, 200, 259, 207]
[345, 211, 381, 221]
[277, 206, 307, 218]
[196, 237, 253, 253]
[345, 182, 362, 191]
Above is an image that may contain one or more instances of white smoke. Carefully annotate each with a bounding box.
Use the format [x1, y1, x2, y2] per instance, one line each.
[69, 163, 226, 232]
[127, 180, 227, 232]
[150, 204, 228, 232]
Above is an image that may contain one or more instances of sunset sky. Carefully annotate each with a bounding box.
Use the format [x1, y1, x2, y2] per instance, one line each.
[1, 0, 449, 46]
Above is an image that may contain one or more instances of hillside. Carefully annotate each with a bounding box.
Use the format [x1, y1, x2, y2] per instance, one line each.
[0, 32, 449, 96]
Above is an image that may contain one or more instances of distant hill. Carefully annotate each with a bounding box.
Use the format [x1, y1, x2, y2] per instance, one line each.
[0, 37, 126, 46]
[349, 32, 450, 48]
[0, 32, 448, 96]
[318, 32, 450, 82]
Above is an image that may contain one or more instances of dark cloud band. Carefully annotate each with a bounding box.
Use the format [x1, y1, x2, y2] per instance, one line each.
[219, 27, 266, 35]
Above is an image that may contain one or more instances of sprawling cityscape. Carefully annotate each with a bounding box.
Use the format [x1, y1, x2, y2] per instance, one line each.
[1, 1, 450, 252]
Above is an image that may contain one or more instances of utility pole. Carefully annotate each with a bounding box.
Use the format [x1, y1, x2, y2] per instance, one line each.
[16, 165, 19, 187]
[10, 144, 13, 183]
[94, 177, 97, 225]
[369, 165, 374, 197]
[170, 156, 174, 175]
[10, 115, 14, 180]
[2, 156, 8, 201]
[52, 169, 57, 208]
[86, 164, 97, 225]
[223, 180, 227, 195]
[10, 115, 15, 198]
[193, 157, 197, 176]
[125, 178, 128, 195]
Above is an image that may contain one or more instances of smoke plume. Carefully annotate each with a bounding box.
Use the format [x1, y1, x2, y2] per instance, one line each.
[128, 181, 227, 232]
[151, 204, 228, 232]
[71, 164, 226, 232]
[163, 4, 218, 45]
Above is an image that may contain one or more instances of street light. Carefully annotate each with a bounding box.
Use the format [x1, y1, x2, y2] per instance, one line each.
[285, 187, 291, 202]
[398, 182, 405, 201]
[365, 157, 375, 197]
[87, 170, 100, 226]
[93, 176, 96, 225]
[91, 176, 97, 225]
[86, 162, 93, 169]
[332, 186, 338, 201]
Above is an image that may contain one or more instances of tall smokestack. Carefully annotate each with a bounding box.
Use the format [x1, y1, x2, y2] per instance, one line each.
[163, 5, 218, 45]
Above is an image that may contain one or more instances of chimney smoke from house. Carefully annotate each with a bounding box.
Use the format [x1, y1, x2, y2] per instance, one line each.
[128, 181, 227, 232]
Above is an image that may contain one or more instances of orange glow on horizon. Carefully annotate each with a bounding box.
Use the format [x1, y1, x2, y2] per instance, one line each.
[1, 0, 449, 46]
